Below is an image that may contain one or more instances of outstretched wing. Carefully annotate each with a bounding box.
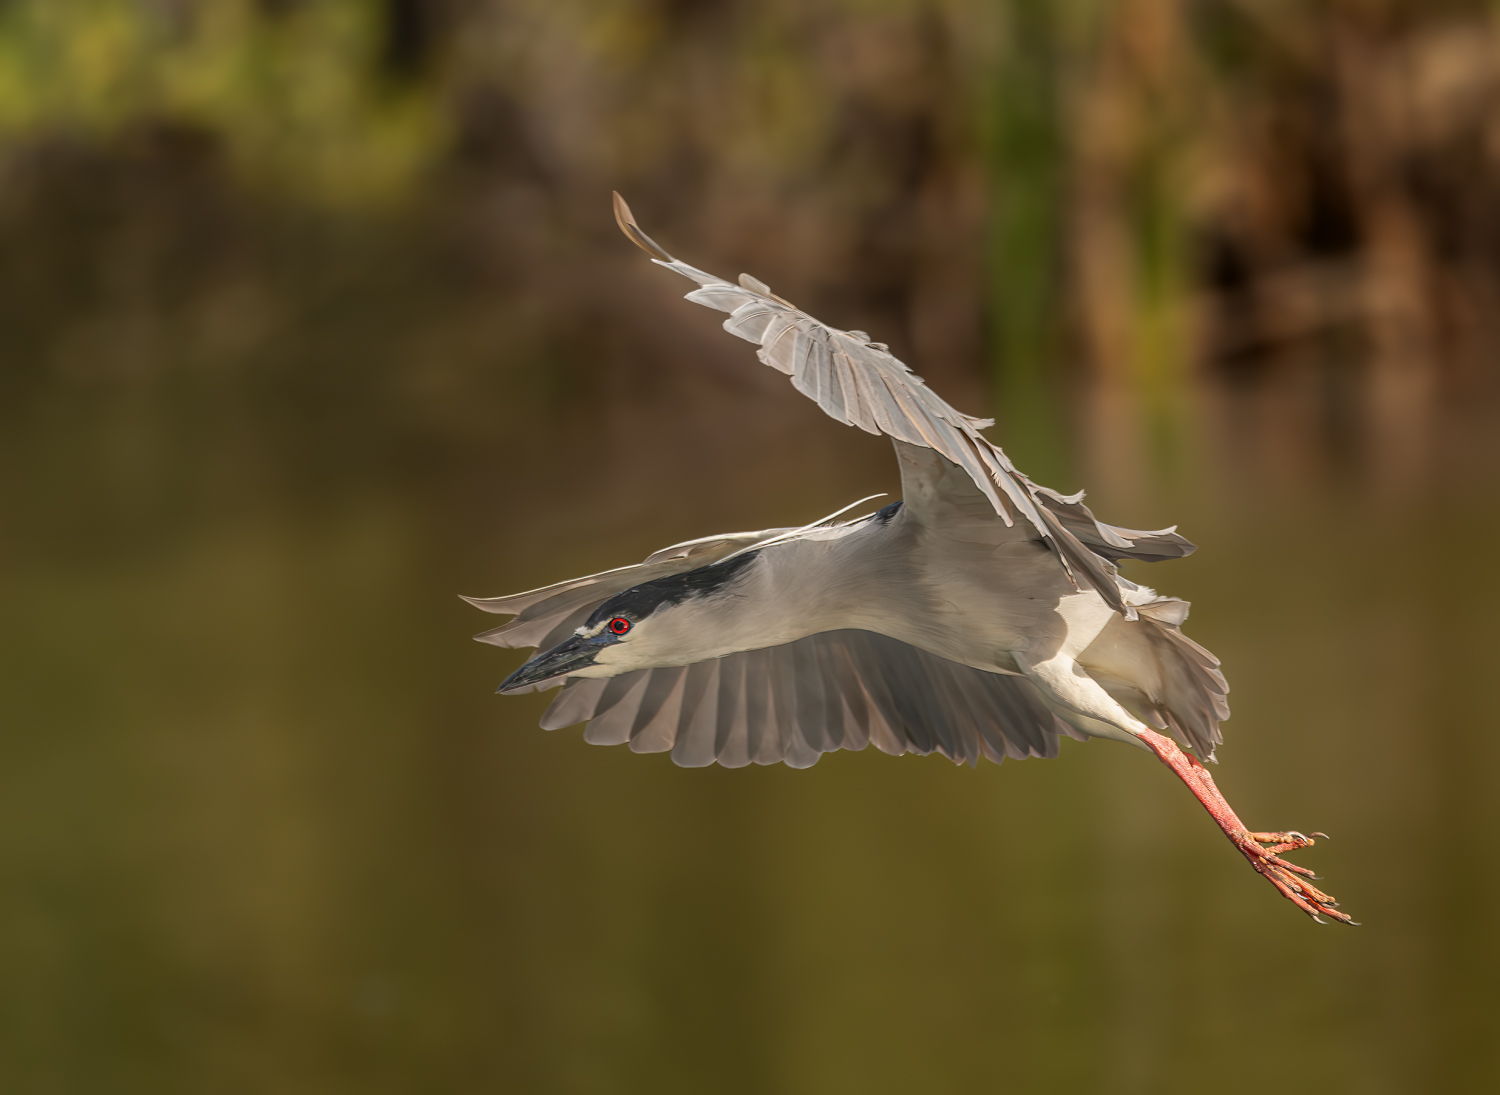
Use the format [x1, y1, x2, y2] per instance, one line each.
[541, 629, 1081, 769]
[613, 193, 1186, 617]
[467, 528, 1077, 767]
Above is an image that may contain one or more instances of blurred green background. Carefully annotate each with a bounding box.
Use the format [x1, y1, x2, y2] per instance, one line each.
[2, 1, 1499, 1092]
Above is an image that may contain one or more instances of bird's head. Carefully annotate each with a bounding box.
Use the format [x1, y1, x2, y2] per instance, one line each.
[496, 552, 759, 693]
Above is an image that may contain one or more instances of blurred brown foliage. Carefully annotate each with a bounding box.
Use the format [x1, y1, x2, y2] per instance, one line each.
[4, 0, 1500, 481]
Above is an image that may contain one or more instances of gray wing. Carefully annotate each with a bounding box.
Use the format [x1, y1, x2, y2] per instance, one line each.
[539, 629, 1081, 769]
[462, 528, 791, 691]
[892, 441, 1195, 564]
[613, 193, 1185, 616]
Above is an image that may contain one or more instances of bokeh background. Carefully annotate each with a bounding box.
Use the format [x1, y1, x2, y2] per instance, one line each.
[2, 1, 1498, 1092]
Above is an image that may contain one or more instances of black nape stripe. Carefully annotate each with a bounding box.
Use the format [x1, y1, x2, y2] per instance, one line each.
[590, 550, 761, 624]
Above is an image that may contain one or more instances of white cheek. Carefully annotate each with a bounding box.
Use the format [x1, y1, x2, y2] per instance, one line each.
[574, 640, 647, 676]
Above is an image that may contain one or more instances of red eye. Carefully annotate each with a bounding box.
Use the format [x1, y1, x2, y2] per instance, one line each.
[608, 617, 631, 635]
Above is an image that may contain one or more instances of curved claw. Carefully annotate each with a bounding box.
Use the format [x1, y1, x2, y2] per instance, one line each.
[1236, 831, 1357, 925]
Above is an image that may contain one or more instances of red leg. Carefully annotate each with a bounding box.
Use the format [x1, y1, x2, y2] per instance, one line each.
[1136, 729, 1358, 925]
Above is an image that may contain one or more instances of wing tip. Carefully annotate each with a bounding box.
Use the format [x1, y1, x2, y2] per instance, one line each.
[612, 191, 677, 263]
[461, 593, 523, 614]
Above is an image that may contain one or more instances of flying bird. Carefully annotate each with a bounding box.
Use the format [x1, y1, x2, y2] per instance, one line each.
[466, 193, 1355, 925]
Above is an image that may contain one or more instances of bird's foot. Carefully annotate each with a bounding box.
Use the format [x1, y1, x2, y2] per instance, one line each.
[1226, 828, 1357, 925]
[1134, 730, 1359, 925]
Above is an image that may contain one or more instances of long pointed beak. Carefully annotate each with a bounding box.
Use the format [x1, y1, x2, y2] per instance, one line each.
[497, 634, 599, 694]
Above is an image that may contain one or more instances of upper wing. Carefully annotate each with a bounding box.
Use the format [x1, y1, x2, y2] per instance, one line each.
[540, 628, 1081, 769]
[613, 193, 1187, 616]
[892, 441, 1196, 564]
[462, 528, 791, 690]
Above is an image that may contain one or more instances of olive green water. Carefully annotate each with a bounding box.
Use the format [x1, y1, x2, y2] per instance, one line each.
[1, 220, 1497, 1095]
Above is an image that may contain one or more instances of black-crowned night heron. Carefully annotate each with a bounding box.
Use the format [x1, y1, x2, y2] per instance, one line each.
[466, 194, 1355, 925]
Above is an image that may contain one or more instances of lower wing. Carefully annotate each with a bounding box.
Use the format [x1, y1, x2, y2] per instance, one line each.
[543, 629, 1079, 770]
